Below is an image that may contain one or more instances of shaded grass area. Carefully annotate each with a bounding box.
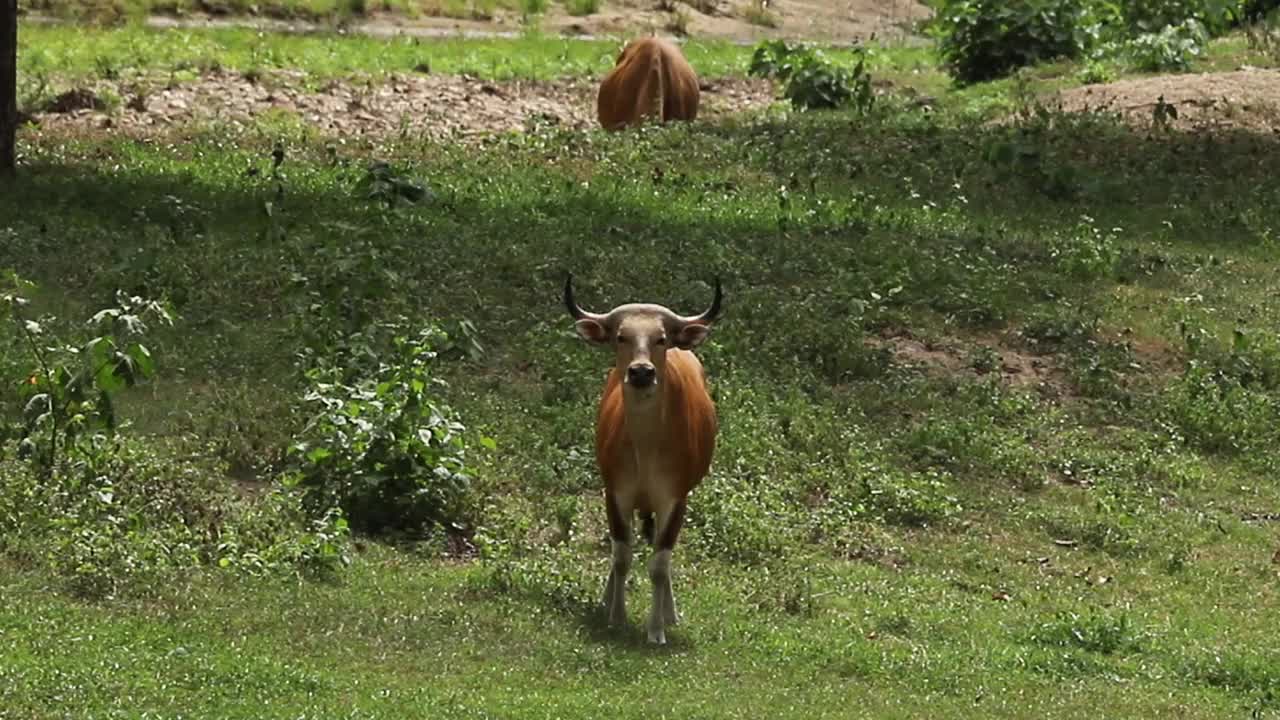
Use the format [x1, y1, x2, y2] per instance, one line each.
[4, 26, 1280, 719]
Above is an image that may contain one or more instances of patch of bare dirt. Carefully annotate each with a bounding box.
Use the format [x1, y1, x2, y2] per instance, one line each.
[1050, 68, 1280, 134]
[867, 330, 1072, 398]
[541, 0, 931, 45]
[28, 70, 778, 142]
[131, 0, 932, 45]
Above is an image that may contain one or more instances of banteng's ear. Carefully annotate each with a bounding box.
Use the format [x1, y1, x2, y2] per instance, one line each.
[674, 322, 712, 350]
[575, 319, 611, 345]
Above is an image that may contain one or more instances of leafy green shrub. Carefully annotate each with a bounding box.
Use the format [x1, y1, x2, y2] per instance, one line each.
[935, 0, 1087, 84]
[748, 39, 809, 80]
[3, 274, 170, 474]
[1116, 0, 1242, 34]
[0, 275, 349, 597]
[748, 40, 874, 112]
[285, 323, 483, 536]
[1124, 19, 1208, 71]
[1215, 327, 1280, 390]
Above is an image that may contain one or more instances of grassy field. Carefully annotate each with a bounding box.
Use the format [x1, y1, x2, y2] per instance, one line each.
[21, 0, 531, 23]
[3, 17, 1280, 720]
[15, 22, 756, 85]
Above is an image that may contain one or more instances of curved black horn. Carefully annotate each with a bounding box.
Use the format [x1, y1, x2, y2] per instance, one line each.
[564, 273, 585, 319]
[564, 273, 606, 321]
[690, 277, 722, 324]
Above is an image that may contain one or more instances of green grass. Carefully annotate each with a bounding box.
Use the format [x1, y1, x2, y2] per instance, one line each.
[4, 21, 1280, 720]
[19, 0, 529, 23]
[3, 539, 1276, 718]
[16, 22, 757, 85]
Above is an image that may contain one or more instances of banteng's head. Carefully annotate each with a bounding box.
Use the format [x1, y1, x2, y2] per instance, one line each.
[564, 274, 722, 397]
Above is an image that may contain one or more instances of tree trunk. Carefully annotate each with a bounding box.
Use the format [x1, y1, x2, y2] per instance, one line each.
[1, 0, 16, 174]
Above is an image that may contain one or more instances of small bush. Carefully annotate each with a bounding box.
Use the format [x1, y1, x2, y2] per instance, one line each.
[0, 275, 349, 597]
[3, 276, 171, 475]
[748, 40, 874, 112]
[1124, 19, 1208, 71]
[935, 0, 1086, 84]
[285, 323, 483, 536]
[1118, 0, 1241, 35]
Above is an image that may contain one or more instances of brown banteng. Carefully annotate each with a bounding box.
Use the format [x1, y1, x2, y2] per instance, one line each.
[596, 36, 700, 131]
[564, 275, 721, 644]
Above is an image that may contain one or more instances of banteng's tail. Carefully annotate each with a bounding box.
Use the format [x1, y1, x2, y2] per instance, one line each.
[648, 47, 666, 123]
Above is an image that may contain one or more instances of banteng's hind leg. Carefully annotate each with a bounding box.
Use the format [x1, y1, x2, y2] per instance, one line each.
[647, 498, 688, 644]
[603, 491, 633, 627]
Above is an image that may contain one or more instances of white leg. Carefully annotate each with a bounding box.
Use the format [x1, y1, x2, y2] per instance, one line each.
[604, 539, 631, 627]
[663, 564, 680, 627]
[647, 549, 673, 644]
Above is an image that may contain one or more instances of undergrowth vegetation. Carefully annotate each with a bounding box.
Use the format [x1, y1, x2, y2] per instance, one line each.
[2, 15, 1280, 719]
[932, 0, 1280, 82]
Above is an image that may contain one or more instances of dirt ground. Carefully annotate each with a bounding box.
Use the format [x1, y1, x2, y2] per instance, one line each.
[26, 69, 778, 141]
[516, 0, 931, 45]
[130, 0, 932, 45]
[868, 331, 1074, 400]
[1050, 67, 1280, 133]
[24, 0, 928, 143]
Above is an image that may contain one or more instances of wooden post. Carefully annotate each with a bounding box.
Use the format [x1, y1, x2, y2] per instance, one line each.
[0, 0, 17, 174]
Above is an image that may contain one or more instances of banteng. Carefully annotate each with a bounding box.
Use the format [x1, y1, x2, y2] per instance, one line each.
[564, 275, 721, 644]
[596, 36, 700, 131]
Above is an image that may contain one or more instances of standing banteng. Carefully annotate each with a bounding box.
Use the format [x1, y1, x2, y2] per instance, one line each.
[596, 36, 701, 131]
[564, 275, 721, 644]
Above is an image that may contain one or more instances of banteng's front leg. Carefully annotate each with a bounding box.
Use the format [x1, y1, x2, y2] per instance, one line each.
[603, 491, 633, 627]
[647, 498, 688, 644]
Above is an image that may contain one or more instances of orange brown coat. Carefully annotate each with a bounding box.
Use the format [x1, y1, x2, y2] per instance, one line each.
[594, 349, 717, 515]
[596, 36, 701, 131]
